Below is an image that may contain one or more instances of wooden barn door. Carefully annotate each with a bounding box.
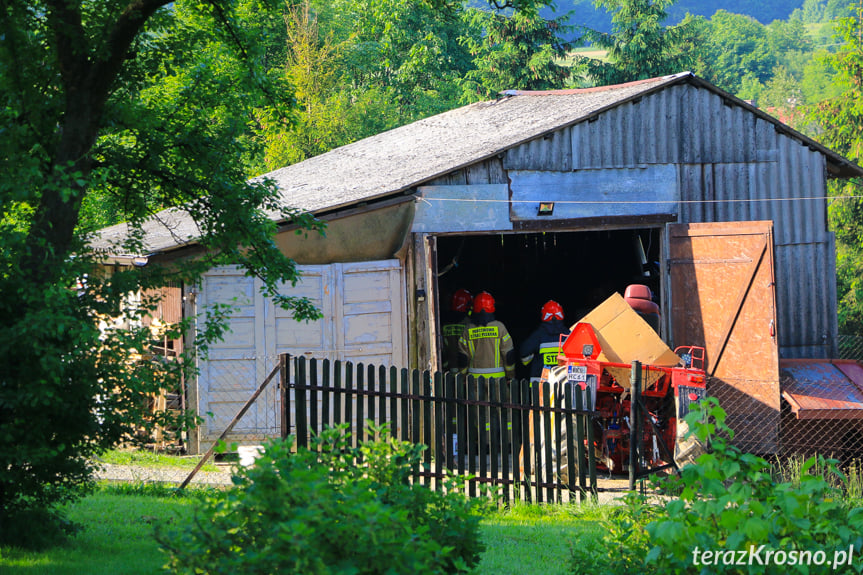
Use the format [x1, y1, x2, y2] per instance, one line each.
[667, 221, 780, 453]
[195, 260, 406, 451]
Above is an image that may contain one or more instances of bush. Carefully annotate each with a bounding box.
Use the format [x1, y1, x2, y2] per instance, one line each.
[158, 424, 486, 574]
[570, 398, 863, 574]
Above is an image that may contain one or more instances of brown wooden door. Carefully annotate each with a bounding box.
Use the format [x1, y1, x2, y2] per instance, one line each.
[667, 221, 780, 453]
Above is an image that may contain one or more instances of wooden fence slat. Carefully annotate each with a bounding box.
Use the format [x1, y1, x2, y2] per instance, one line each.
[445, 373, 455, 471]
[554, 383, 563, 503]
[389, 366, 398, 440]
[344, 362, 353, 445]
[280, 354, 289, 439]
[379, 365, 388, 438]
[587, 392, 597, 501]
[434, 372, 444, 491]
[565, 384, 577, 498]
[322, 359, 331, 430]
[478, 376, 488, 484]
[356, 363, 365, 445]
[310, 359, 319, 441]
[521, 380, 533, 503]
[501, 378, 511, 506]
[422, 370, 432, 486]
[411, 370, 421, 474]
[457, 373, 467, 478]
[490, 378, 500, 490]
[531, 382, 542, 503]
[466, 374, 477, 498]
[334, 360, 343, 428]
[576, 390, 587, 498]
[367, 364, 376, 440]
[542, 382, 554, 503]
[509, 378, 521, 503]
[296, 357, 308, 449]
[400, 368, 409, 443]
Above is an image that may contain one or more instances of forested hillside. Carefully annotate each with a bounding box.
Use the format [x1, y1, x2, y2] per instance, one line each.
[548, 0, 853, 32]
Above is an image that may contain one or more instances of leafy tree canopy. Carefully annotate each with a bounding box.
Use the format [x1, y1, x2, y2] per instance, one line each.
[0, 0, 558, 544]
[575, 0, 702, 86]
[804, 7, 863, 333]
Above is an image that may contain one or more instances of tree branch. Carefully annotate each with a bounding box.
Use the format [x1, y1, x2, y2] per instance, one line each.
[89, 0, 175, 108]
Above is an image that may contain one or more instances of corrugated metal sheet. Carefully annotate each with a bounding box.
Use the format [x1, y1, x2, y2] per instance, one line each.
[781, 360, 863, 419]
[501, 81, 837, 360]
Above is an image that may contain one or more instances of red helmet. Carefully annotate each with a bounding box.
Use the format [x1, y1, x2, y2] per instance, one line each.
[541, 300, 564, 322]
[473, 291, 495, 314]
[451, 289, 472, 313]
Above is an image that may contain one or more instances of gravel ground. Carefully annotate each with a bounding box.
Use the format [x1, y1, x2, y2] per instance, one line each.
[94, 462, 236, 486]
[93, 460, 638, 504]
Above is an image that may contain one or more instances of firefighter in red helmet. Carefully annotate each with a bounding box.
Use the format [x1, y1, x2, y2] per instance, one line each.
[519, 300, 570, 383]
[457, 291, 516, 380]
[442, 289, 472, 373]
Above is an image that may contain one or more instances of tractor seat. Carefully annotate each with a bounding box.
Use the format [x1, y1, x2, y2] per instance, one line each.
[624, 284, 660, 333]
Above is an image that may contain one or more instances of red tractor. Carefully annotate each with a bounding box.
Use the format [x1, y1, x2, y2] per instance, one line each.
[556, 322, 707, 473]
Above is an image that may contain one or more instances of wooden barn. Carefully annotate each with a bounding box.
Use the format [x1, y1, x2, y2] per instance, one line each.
[94, 72, 863, 454]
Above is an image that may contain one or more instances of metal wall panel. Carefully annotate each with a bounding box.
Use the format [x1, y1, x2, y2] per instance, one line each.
[454, 83, 835, 359]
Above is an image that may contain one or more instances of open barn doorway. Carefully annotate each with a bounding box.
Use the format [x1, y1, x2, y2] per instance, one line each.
[434, 228, 662, 378]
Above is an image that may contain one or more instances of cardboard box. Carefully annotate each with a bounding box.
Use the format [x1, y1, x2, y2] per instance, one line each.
[574, 293, 680, 388]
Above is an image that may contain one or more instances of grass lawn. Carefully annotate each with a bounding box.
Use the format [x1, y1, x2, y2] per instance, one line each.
[476, 502, 606, 575]
[0, 487, 605, 575]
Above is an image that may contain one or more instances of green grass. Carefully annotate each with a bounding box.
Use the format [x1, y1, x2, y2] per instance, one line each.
[0, 491, 199, 575]
[0, 488, 605, 575]
[476, 502, 607, 575]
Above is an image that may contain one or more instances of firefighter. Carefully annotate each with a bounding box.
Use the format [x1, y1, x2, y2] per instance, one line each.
[457, 291, 516, 380]
[458, 290, 515, 444]
[442, 289, 472, 373]
[519, 300, 570, 383]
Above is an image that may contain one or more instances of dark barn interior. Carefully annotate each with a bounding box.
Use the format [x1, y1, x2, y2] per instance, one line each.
[435, 228, 663, 378]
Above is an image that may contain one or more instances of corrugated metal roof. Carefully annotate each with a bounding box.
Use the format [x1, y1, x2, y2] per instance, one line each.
[91, 72, 863, 257]
[781, 360, 863, 419]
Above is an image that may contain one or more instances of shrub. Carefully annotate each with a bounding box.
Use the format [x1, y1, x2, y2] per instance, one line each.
[158, 424, 486, 574]
[570, 397, 863, 574]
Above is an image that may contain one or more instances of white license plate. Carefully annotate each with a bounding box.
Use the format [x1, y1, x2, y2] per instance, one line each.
[567, 365, 587, 382]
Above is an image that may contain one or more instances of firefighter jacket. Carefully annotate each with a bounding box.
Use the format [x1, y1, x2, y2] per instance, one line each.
[441, 311, 470, 373]
[519, 319, 570, 380]
[457, 312, 516, 379]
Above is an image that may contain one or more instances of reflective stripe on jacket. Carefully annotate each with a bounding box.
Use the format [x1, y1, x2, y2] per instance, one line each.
[457, 320, 515, 378]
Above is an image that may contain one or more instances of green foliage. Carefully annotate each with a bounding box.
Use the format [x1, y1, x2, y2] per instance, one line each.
[0, 506, 82, 551]
[0, 0, 325, 546]
[459, 6, 575, 101]
[258, 0, 473, 168]
[158, 424, 487, 574]
[696, 10, 777, 94]
[803, 7, 863, 334]
[575, 0, 702, 86]
[570, 397, 863, 574]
